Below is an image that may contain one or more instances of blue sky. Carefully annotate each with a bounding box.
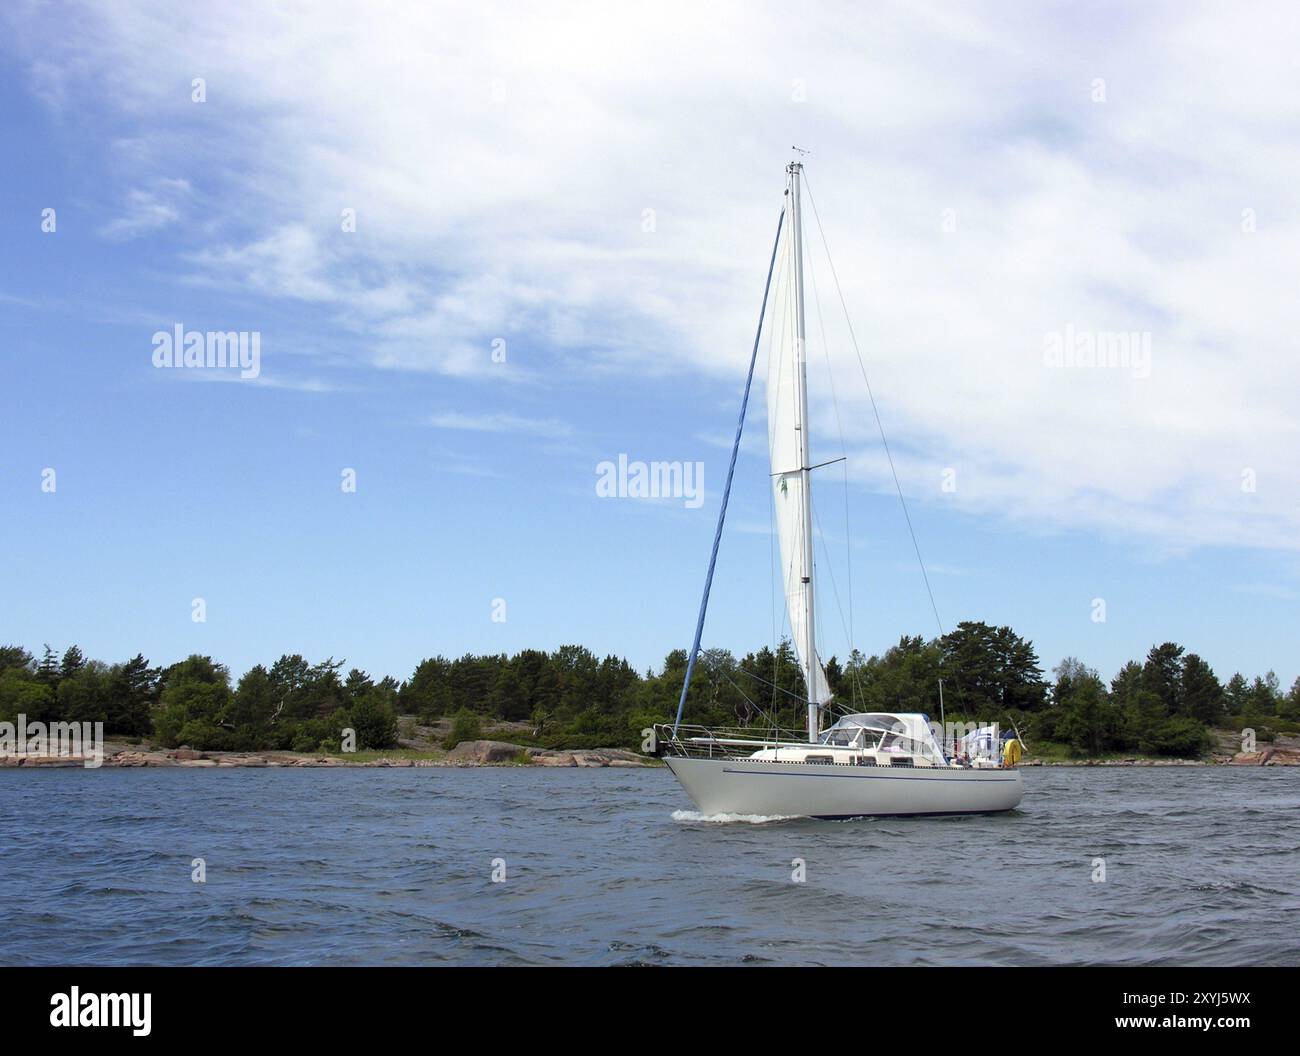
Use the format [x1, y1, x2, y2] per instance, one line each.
[2, 2, 1296, 692]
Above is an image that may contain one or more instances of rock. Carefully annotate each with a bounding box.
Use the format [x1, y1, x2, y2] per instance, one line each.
[112, 751, 174, 767]
[533, 752, 577, 767]
[216, 755, 268, 767]
[168, 749, 207, 761]
[444, 740, 534, 765]
[178, 759, 217, 767]
[1227, 748, 1300, 766]
[592, 748, 652, 764]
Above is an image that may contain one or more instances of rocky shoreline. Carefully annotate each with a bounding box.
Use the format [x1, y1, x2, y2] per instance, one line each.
[1022, 729, 1300, 767]
[0, 739, 657, 769]
[4, 739, 1296, 770]
[1022, 749, 1300, 767]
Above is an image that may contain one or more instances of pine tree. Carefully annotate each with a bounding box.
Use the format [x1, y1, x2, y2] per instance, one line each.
[1282, 677, 1300, 721]
[60, 645, 87, 680]
[36, 645, 60, 686]
[104, 653, 160, 734]
[1223, 673, 1249, 715]
[1180, 654, 1224, 725]
[0, 645, 33, 673]
[1140, 642, 1184, 714]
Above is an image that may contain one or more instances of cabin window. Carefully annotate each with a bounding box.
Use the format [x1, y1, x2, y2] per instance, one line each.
[889, 756, 913, 767]
[821, 728, 861, 747]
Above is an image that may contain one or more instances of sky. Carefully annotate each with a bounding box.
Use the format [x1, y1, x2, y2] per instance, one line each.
[1, 1, 1296, 692]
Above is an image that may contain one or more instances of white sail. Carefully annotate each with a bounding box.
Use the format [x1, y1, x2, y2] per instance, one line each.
[767, 168, 832, 712]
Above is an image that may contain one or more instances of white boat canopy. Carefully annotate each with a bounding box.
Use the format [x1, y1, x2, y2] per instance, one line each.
[818, 712, 946, 764]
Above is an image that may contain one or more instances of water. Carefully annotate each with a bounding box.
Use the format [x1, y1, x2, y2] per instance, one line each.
[1, 766, 1297, 966]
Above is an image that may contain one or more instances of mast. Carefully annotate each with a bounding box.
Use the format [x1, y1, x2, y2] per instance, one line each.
[788, 160, 819, 744]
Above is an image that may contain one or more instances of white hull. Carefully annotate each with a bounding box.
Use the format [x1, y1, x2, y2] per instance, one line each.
[666, 756, 1024, 818]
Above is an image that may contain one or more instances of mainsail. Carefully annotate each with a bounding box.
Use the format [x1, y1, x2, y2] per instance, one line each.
[767, 163, 832, 722]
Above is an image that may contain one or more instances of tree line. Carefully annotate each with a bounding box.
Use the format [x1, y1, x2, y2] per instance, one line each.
[0, 624, 1295, 756]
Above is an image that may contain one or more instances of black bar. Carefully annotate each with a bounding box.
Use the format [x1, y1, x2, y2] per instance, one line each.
[1, 966, 1289, 1041]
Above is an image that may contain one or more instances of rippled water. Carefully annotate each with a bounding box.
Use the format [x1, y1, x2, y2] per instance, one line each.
[1, 766, 1297, 966]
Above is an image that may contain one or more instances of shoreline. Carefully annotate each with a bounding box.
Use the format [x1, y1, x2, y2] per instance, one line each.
[0, 739, 660, 770]
[4, 739, 1297, 769]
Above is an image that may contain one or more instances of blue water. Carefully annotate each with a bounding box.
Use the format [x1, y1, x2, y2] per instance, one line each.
[1, 766, 1297, 966]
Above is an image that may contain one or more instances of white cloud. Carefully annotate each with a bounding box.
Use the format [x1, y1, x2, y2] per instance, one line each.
[6, 0, 1300, 553]
[100, 177, 191, 239]
[427, 411, 572, 439]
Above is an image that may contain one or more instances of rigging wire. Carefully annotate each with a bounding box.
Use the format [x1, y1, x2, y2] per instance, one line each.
[803, 208, 863, 710]
[802, 170, 987, 749]
[672, 208, 785, 735]
[801, 171, 947, 641]
[736, 663, 815, 706]
[811, 502, 865, 719]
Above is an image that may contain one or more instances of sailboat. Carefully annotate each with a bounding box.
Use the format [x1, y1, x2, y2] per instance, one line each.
[655, 160, 1024, 819]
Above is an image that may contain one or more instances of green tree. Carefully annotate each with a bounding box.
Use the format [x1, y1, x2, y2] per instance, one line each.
[36, 645, 60, 688]
[222, 664, 279, 749]
[0, 645, 34, 674]
[1243, 672, 1282, 717]
[1223, 673, 1249, 715]
[1144, 715, 1210, 756]
[1280, 677, 1300, 721]
[153, 655, 233, 749]
[1112, 659, 1164, 750]
[341, 668, 398, 749]
[400, 655, 455, 719]
[1053, 666, 1116, 756]
[487, 662, 531, 721]
[853, 635, 944, 715]
[1140, 642, 1185, 713]
[347, 693, 399, 749]
[442, 708, 482, 749]
[0, 669, 55, 723]
[60, 645, 87, 681]
[938, 622, 1046, 715]
[344, 668, 375, 700]
[104, 654, 160, 735]
[56, 661, 110, 724]
[1180, 654, 1224, 725]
